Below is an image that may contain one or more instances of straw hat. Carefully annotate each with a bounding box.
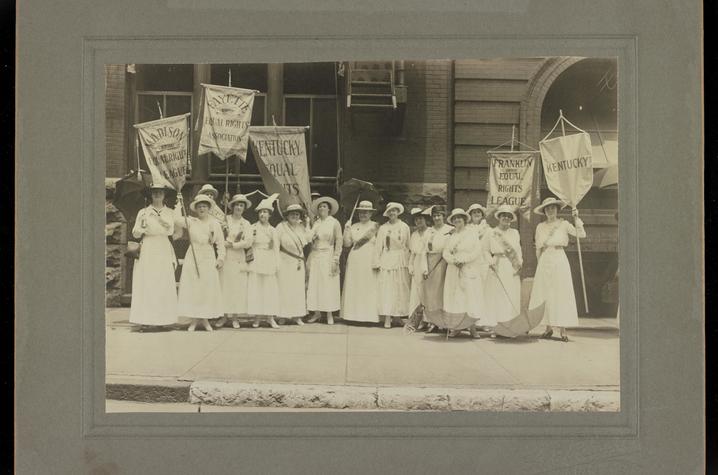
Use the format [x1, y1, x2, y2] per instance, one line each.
[355, 200, 376, 212]
[283, 203, 306, 216]
[467, 203, 487, 216]
[410, 207, 424, 216]
[382, 202, 405, 217]
[533, 197, 566, 215]
[494, 204, 517, 222]
[255, 198, 276, 213]
[227, 193, 252, 210]
[189, 195, 214, 213]
[447, 208, 470, 223]
[425, 205, 446, 216]
[310, 196, 339, 216]
[198, 184, 219, 199]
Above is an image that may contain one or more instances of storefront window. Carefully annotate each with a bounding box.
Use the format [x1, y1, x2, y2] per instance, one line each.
[284, 96, 339, 179]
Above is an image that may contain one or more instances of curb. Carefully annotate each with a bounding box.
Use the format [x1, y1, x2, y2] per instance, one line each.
[106, 377, 192, 403]
[187, 381, 620, 412]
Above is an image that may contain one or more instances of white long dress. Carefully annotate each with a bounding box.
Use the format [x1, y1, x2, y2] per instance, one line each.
[306, 216, 342, 313]
[407, 228, 430, 317]
[341, 221, 380, 323]
[129, 206, 178, 326]
[468, 220, 492, 316]
[177, 216, 226, 320]
[247, 222, 280, 316]
[220, 215, 253, 315]
[528, 219, 586, 327]
[423, 224, 454, 321]
[375, 220, 411, 316]
[483, 227, 522, 325]
[276, 221, 311, 318]
[442, 227, 485, 323]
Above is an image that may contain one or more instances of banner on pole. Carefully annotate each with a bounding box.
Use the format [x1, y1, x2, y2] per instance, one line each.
[249, 126, 312, 215]
[134, 113, 191, 191]
[486, 151, 537, 218]
[539, 132, 594, 208]
[197, 84, 255, 161]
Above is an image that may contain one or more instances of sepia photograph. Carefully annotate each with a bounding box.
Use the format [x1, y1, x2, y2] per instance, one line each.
[104, 58, 620, 412]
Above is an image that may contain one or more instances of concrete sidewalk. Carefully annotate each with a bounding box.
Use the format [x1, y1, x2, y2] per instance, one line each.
[106, 308, 620, 410]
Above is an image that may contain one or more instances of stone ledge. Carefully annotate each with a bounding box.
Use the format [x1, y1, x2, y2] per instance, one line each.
[106, 377, 191, 403]
[185, 381, 620, 412]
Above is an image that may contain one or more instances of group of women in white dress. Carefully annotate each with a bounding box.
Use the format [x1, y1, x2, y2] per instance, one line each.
[129, 183, 586, 341]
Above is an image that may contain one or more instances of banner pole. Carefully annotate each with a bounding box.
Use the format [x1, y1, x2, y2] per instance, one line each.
[574, 209, 590, 313]
[179, 195, 201, 278]
[510, 125, 515, 152]
[348, 195, 361, 223]
[558, 110, 589, 314]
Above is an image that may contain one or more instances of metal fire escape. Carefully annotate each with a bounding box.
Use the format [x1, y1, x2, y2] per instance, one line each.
[346, 61, 403, 109]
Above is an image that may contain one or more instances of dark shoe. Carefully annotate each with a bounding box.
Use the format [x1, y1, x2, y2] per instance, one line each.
[540, 329, 553, 339]
[561, 335, 569, 342]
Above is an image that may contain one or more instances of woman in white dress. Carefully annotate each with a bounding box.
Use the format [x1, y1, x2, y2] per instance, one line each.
[215, 194, 253, 329]
[442, 208, 485, 338]
[406, 207, 430, 330]
[276, 203, 312, 325]
[129, 184, 178, 331]
[306, 197, 343, 325]
[374, 202, 411, 328]
[341, 200, 380, 324]
[483, 205, 522, 331]
[422, 205, 454, 332]
[467, 203, 492, 330]
[176, 194, 226, 332]
[528, 197, 586, 342]
[247, 199, 281, 329]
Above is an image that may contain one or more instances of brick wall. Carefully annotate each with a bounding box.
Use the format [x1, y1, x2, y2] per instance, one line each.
[105, 65, 128, 178]
[341, 60, 451, 206]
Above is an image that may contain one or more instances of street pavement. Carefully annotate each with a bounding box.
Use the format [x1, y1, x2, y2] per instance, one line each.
[106, 308, 619, 391]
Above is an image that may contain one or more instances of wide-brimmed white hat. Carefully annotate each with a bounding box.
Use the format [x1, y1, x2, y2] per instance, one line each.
[310, 196, 339, 216]
[494, 204, 517, 222]
[198, 184, 219, 198]
[467, 203, 488, 216]
[447, 208, 470, 223]
[227, 193, 252, 210]
[382, 202, 405, 217]
[354, 200, 376, 212]
[255, 198, 276, 213]
[189, 195, 214, 213]
[283, 203, 306, 216]
[533, 197, 567, 215]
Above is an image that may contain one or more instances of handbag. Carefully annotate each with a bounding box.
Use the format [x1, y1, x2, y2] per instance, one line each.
[125, 240, 142, 259]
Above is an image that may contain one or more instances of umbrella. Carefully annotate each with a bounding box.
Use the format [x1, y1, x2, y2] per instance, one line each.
[338, 178, 383, 222]
[490, 268, 544, 338]
[111, 170, 177, 222]
[593, 164, 618, 189]
[424, 308, 480, 339]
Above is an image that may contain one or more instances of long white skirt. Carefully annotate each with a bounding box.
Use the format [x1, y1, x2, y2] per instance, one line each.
[220, 255, 249, 315]
[483, 257, 521, 324]
[306, 249, 340, 312]
[277, 254, 307, 318]
[377, 267, 411, 317]
[177, 244, 223, 320]
[247, 272, 280, 316]
[443, 264, 485, 323]
[129, 235, 177, 325]
[341, 245, 379, 322]
[528, 248, 579, 327]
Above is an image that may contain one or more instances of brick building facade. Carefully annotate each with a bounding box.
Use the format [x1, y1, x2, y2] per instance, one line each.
[105, 59, 619, 315]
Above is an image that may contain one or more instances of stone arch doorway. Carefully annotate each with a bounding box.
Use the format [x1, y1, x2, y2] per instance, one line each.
[524, 57, 619, 317]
